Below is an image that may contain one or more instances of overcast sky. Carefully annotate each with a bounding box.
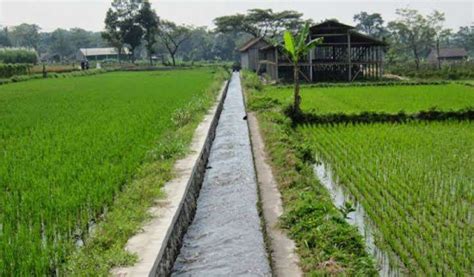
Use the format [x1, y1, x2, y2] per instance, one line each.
[0, 0, 472, 32]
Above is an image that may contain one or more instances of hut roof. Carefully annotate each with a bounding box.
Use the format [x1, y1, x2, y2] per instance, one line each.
[428, 48, 468, 59]
[309, 20, 386, 46]
[79, 47, 130, 56]
[238, 37, 268, 52]
[310, 20, 355, 32]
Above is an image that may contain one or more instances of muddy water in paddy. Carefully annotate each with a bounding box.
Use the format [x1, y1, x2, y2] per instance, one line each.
[171, 73, 271, 276]
[314, 162, 406, 276]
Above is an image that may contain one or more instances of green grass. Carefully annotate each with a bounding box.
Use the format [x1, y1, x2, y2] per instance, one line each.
[0, 68, 226, 275]
[261, 84, 474, 114]
[298, 121, 473, 275]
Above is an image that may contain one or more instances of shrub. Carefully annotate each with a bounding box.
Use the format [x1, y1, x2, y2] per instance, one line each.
[0, 63, 32, 78]
[241, 70, 263, 91]
[387, 61, 474, 80]
[30, 65, 79, 74]
[0, 48, 37, 64]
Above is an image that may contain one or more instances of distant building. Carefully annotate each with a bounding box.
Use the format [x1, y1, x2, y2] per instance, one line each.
[76, 47, 130, 61]
[427, 48, 468, 64]
[239, 20, 387, 82]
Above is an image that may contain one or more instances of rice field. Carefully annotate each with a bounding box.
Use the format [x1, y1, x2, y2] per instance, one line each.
[298, 121, 473, 275]
[263, 84, 474, 114]
[246, 79, 474, 275]
[0, 69, 216, 275]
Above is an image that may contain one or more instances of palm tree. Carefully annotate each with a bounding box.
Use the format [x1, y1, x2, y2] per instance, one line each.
[280, 23, 323, 115]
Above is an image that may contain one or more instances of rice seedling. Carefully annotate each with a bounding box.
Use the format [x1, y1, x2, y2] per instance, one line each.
[262, 83, 474, 114]
[298, 121, 473, 275]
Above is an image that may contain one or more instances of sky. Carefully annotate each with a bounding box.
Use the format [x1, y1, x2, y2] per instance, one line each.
[0, 0, 472, 32]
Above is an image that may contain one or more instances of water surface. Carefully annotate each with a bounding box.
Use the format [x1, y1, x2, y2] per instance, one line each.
[172, 73, 271, 276]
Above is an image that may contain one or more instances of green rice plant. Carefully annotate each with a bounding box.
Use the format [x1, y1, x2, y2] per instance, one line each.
[263, 84, 474, 115]
[298, 121, 473, 275]
[0, 68, 222, 275]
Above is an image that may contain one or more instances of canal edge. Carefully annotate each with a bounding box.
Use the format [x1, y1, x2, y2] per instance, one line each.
[111, 79, 230, 277]
[240, 77, 302, 276]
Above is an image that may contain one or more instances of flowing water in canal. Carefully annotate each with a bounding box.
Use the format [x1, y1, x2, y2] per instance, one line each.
[172, 73, 271, 276]
[314, 161, 406, 276]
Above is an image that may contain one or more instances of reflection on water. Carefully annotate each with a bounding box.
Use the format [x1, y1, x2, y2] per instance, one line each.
[314, 162, 405, 276]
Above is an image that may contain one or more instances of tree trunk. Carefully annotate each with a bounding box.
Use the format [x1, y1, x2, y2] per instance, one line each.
[436, 39, 441, 70]
[413, 46, 420, 70]
[293, 64, 301, 113]
[171, 54, 176, 66]
[148, 47, 153, 66]
[118, 47, 122, 64]
[130, 49, 135, 64]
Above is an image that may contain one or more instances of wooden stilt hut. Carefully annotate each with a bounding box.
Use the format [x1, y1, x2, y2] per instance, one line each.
[258, 20, 388, 82]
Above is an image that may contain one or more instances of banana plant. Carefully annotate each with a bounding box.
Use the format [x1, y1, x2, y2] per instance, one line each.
[280, 23, 323, 115]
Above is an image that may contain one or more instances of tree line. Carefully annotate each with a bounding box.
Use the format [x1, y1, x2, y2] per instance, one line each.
[0, 1, 472, 68]
[0, 24, 105, 62]
[352, 9, 474, 69]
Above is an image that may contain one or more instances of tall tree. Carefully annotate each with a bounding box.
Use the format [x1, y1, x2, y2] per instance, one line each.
[278, 23, 323, 115]
[103, 0, 144, 62]
[50, 28, 73, 61]
[453, 25, 474, 56]
[214, 9, 305, 38]
[137, 0, 159, 65]
[0, 27, 11, 47]
[387, 9, 435, 70]
[103, 8, 125, 62]
[179, 27, 213, 61]
[214, 14, 259, 37]
[9, 23, 41, 50]
[122, 19, 143, 62]
[353, 12, 387, 39]
[211, 32, 238, 61]
[69, 28, 102, 49]
[157, 20, 192, 66]
[427, 11, 451, 69]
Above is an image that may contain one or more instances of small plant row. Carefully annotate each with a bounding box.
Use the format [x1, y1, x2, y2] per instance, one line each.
[292, 107, 474, 125]
[459, 82, 474, 87]
[0, 48, 38, 64]
[387, 62, 474, 80]
[0, 68, 111, 86]
[0, 65, 221, 86]
[29, 65, 80, 74]
[276, 80, 449, 89]
[0, 63, 33, 78]
[300, 121, 473, 275]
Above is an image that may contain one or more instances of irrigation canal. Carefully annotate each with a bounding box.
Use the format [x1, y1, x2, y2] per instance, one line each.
[171, 73, 271, 276]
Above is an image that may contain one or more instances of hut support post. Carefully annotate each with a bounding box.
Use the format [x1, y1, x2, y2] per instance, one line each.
[309, 49, 313, 82]
[347, 32, 351, 81]
[275, 48, 279, 80]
